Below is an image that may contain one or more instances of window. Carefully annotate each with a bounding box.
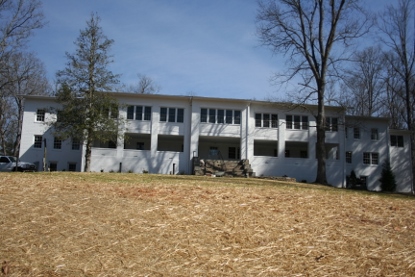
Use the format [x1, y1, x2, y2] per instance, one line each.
[36, 109, 45, 122]
[53, 137, 62, 149]
[177, 108, 184, 123]
[201, 108, 208, 123]
[228, 147, 240, 159]
[127, 106, 134, 119]
[72, 139, 80, 150]
[391, 135, 404, 147]
[256, 113, 278, 128]
[371, 128, 379, 140]
[346, 151, 352, 164]
[217, 109, 224, 124]
[201, 108, 240, 125]
[255, 113, 262, 127]
[326, 117, 338, 132]
[226, 110, 233, 124]
[144, 106, 152, 121]
[160, 107, 184, 123]
[168, 108, 176, 122]
[234, 111, 241, 124]
[68, 163, 77, 172]
[127, 106, 151, 121]
[353, 127, 360, 139]
[286, 115, 308, 130]
[49, 162, 57, 172]
[363, 152, 379, 165]
[271, 114, 278, 128]
[209, 109, 216, 123]
[136, 106, 143, 120]
[34, 135, 42, 148]
[160, 107, 167, 121]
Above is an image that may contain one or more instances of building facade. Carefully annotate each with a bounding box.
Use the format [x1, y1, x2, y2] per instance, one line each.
[20, 93, 413, 193]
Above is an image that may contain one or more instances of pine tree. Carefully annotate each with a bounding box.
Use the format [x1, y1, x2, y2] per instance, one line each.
[52, 13, 122, 172]
[379, 161, 397, 192]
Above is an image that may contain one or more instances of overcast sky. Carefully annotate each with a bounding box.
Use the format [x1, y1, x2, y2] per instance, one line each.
[28, 0, 389, 101]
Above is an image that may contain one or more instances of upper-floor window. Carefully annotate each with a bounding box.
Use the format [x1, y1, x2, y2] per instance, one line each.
[160, 107, 184, 123]
[363, 152, 378, 165]
[346, 151, 352, 163]
[53, 137, 62, 149]
[36, 109, 45, 122]
[325, 117, 338, 132]
[391, 135, 404, 147]
[353, 127, 360, 139]
[72, 138, 80, 150]
[255, 113, 278, 128]
[127, 105, 151, 121]
[201, 108, 240, 125]
[34, 135, 42, 148]
[371, 128, 379, 140]
[286, 115, 308, 130]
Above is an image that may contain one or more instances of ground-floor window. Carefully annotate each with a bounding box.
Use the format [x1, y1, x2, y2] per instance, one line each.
[68, 163, 77, 171]
[228, 147, 241, 159]
[49, 162, 57, 171]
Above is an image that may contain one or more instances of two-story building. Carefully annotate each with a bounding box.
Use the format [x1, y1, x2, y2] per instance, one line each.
[19, 93, 413, 193]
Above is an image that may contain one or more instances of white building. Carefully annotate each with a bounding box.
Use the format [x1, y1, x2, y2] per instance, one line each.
[20, 93, 413, 193]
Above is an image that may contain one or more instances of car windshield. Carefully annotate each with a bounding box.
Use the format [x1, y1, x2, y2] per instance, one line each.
[8, 157, 17, 162]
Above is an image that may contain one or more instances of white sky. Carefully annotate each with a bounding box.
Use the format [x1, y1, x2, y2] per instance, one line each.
[27, 0, 390, 100]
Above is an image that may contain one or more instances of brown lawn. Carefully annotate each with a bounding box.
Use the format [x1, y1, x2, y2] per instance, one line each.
[0, 172, 414, 276]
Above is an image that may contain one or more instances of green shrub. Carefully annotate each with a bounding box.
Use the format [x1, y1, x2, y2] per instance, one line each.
[379, 161, 397, 192]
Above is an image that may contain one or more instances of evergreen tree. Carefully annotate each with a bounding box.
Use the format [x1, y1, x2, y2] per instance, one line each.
[52, 13, 122, 172]
[379, 161, 397, 192]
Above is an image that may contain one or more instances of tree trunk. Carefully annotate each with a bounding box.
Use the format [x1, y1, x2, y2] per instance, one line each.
[13, 98, 24, 157]
[315, 90, 327, 185]
[84, 130, 92, 172]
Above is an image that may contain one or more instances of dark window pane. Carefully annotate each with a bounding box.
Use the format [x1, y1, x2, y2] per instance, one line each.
[255, 113, 262, 127]
[226, 110, 233, 124]
[177, 108, 184, 123]
[160, 107, 167, 122]
[234, 110, 241, 124]
[217, 109, 224, 123]
[136, 106, 143, 120]
[209, 109, 216, 123]
[271, 114, 278, 128]
[263, 114, 270, 128]
[127, 106, 134, 119]
[144, 106, 151, 121]
[168, 108, 176, 122]
[201, 108, 207, 123]
[286, 115, 292, 129]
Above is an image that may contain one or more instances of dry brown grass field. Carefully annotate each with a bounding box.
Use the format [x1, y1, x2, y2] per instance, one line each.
[0, 172, 414, 276]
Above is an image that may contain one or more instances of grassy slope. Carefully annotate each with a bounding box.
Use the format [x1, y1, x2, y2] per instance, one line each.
[0, 172, 414, 276]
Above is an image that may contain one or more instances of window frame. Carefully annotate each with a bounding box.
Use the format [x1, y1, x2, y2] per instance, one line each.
[53, 137, 62, 149]
[34, 135, 42, 148]
[36, 109, 45, 122]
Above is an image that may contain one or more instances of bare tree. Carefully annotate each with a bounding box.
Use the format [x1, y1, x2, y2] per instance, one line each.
[0, 0, 45, 64]
[257, 0, 372, 185]
[342, 46, 385, 116]
[1, 52, 50, 156]
[118, 74, 160, 94]
[378, 0, 415, 193]
[0, 0, 45, 155]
